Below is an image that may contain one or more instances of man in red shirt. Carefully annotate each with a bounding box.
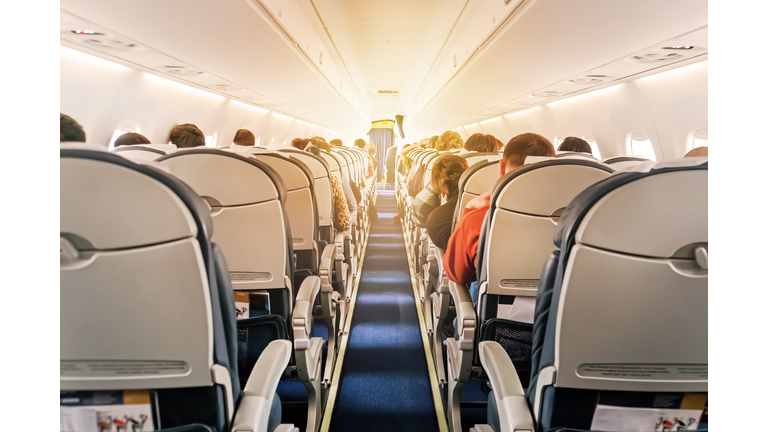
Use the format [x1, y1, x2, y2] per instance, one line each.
[443, 133, 555, 304]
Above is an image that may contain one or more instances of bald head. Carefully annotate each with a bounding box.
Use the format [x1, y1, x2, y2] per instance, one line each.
[684, 146, 708, 158]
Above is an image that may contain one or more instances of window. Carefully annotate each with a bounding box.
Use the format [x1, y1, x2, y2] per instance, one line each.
[692, 138, 708, 149]
[205, 133, 217, 148]
[586, 140, 602, 159]
[630, 139, 656, 161]
[554, 137, 563, 148]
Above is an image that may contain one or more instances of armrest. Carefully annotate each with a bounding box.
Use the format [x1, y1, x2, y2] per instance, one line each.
[232, 340, 292, 432]
[449, 280, 476, 351]
[334, 232, 345, 261]
[319, 243, 336, 293]
[478, 341, 534, 432]
[292, 276, 321, 350]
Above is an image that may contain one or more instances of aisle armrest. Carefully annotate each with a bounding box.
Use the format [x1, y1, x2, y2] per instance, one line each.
[292, 276, 321, 350]
[232, 340, 292, 432]
[478, 341, 535, 432]
[449, 280, 476, 351]
[319, 243, 336, 293]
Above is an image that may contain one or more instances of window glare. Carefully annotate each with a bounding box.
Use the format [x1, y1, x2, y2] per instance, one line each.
[630, 139, 656, 161]
[205, 134, 217, 148]
[587, 141, 601, 159]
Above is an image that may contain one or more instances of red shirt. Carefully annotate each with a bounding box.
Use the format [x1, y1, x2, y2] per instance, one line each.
[443, 203, 490, 285]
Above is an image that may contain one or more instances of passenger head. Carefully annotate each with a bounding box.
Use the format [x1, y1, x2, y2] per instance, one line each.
[501, 133, 555, 175]
[292, 137, 311, 150]
[436, 130, 464, 151]
[463, 133, 497, 153]
[233, 129, 256, 146]
[558, 136, 592, 154]
[330, 138, 343, 147]
[310, 136, 331, 151]
[113, 132, 150, 148]
[169, 123, 205, 148]
[489, 135, 504, 153]
[60, 114, 86, 142]
[355, 138, 367, 149]
[428, 135, 440, 149]
[367, 144, 376, 157]
[684, 146, 708, 158]
[431, 154, 469, 199]
[402, 156, 413, 174]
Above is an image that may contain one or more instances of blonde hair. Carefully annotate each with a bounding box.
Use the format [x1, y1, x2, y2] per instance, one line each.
[436, 130, 463, 151]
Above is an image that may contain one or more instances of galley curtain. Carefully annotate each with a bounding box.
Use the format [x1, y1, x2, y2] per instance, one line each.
[369, 127, 394, 181]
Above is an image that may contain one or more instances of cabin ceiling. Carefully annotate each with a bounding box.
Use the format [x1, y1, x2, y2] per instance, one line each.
[60, 0, 707, 140]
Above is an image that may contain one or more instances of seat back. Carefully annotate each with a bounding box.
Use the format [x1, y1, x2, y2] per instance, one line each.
[157, 149, 294, 320]
[601, 155, 649, 170]
[278, 149, 335, 240]
[336, 148, 359, 185]
[527, 159, 708, 430]
[462, 152, 502, 168]
[61, 147, 239, 431]
[112, 144, 173, 162]
[452, 160, 500, 231]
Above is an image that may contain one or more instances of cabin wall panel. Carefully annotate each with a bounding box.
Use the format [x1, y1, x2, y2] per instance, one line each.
[60, 47, 339, 148]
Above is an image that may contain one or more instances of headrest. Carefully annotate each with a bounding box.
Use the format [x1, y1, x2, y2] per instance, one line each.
[491, 159, 614, 217]
[278, 148, 331, 179]
[249, 152, 313, 191]
[462, 152, 502, 167]
[61, 147, 213, 251]
[555, 159, 708, 257]
[157, 148, 286, 207]
[601, 156, 649, 165]
[555, 151, 597, 160]
[458, 159, 500, 195]
[113, 145, 167, 163]
[523, 156, 555, 165]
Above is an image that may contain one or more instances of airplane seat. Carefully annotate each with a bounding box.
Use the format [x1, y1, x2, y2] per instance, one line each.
[452, 160, 501, 232]
[600, 155, 650, 171]
[61, 147, 295, 432]
[156, 148, 331, 432]
[555, 151, 597, 160]
[462, 152, 502, 168]
[112, 143, 176, 162]
[444, 158, 614, 432]
[475, 158, 708, 432]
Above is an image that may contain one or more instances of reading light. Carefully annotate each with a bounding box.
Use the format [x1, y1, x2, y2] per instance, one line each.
[71, 30, 103, 35]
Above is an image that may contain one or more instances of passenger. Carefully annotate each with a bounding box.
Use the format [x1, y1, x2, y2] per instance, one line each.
[169, 123, 205, 148]
[426, 155, 469, 250]
[367, 144, 378, 177]
[684, 146, 708, 157]
[314, 137, 359, 222]
[354, 138, 367, 149]
[435, 130, 464, 152]
[385, 145, 397, 184]
[444, 133, 555, 305]
[330, 138, 343, 147]
[113, 132, 150, 147]
[462, 133, 497, 153]
[557, 136, 592, 154]
[428, 135, 440, 149]
[489, 135, 505, 153]
[292, 137, 351, 232]
[60, 114, 86, 142]
[233, 129, 256, 146]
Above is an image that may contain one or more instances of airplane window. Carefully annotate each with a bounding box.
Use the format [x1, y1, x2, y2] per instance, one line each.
[692, 137, 708, 149]
[586, 140, 602, 159]
[205, 133, 217, 148]
[630, 139, 656, 161]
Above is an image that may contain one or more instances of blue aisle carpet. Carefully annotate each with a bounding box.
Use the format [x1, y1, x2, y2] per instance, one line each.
[329, 185, 439, 432]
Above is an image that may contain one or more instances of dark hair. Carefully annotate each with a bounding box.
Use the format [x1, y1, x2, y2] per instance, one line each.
[558, 136, 592, 154]
[503, 133, 555, 166]
[169, 123, 205, 148]
[233, 129, 256, 146]
[292, 138, 310, 150]
[114, 132, 150, 147]
[330, 139, 343, 147]
[463, 133, 497, 153]
[431, 154, 469, 199]
[354, 138, 366, 149]
[60, 114, 86, 142]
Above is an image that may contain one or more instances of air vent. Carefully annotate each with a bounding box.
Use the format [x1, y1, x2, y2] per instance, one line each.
[531, 91, 562, 98]
[626, 52, 682, 63]
[564, 75, 614, 85]
[214, 85, 243, 91]
[71, 30, 104, 35]
[83, 37, 145, 52]
[156, 66, 209, 76]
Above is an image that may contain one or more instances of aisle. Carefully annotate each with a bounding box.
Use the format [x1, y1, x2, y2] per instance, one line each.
[328, 185, 439, 432]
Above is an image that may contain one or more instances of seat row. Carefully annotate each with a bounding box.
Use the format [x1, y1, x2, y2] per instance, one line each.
[61, 141, 376, 432]
[396, 147, 707, 432]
